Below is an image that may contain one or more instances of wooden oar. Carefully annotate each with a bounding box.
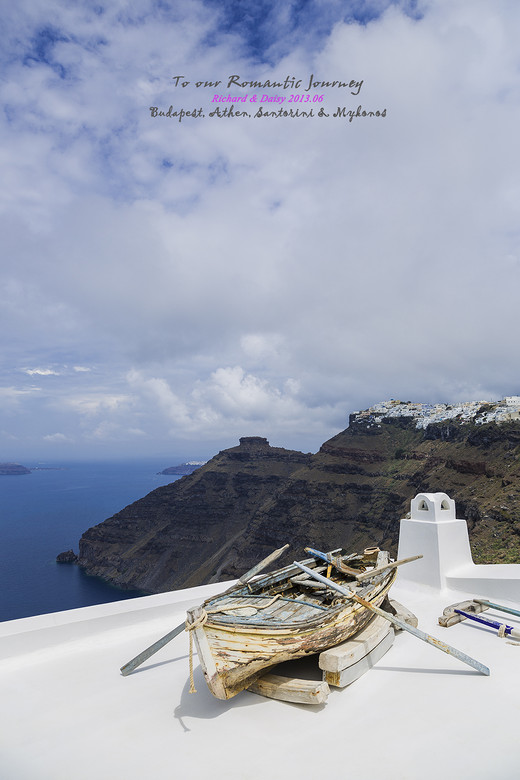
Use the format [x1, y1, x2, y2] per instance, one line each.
[294, 561, 490, 676]
[305, 546, 422, 580]
[120, 543, 289, 676]
[226, 543, 290, 591]
[305, 547, 360, 576]
[474, 598, 520, 620]
[354, 554, 423, 582]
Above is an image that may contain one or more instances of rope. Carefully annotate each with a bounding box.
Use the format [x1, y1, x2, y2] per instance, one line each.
[186, 610, 208, 693]
[185, 594, 283, 693]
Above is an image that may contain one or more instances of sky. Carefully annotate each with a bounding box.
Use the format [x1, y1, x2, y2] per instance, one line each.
[1, 0, 520, 462]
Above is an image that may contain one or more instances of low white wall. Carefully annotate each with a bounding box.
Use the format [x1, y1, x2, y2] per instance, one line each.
[0, 580, 233, 665]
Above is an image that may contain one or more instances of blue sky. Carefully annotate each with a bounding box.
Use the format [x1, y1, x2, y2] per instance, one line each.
[1, 0, 520, 461]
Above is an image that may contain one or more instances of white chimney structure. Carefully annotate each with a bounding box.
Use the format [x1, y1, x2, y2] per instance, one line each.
[397, 492, 520, 600]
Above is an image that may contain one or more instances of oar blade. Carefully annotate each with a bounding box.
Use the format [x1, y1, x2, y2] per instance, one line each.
[120, 621, 186, 676]
[235, 543, 290, 586]
[120, 543, 290, 675]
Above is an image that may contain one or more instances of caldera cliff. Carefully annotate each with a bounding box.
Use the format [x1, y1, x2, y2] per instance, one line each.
[78, 402, 520, 593]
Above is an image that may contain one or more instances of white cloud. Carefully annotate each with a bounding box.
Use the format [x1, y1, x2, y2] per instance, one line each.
[240, 333, 283, 363]
[194, 366, 287, 418]
[61, 393, 133, 417]
[43, 432, 73, 443]
[0, 387, 40, 406]
[1, 1, 520, 458]
[125, 365, 342, 448]
[127, 427, 147, 437]
[126, 369, 192, 427]
[24, 368, 60, 376]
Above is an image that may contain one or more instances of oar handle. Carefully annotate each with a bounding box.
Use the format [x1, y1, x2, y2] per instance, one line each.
[474, 599, 520, 620]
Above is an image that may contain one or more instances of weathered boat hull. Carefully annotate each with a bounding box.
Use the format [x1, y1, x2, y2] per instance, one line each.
[186, 554, 396, 699]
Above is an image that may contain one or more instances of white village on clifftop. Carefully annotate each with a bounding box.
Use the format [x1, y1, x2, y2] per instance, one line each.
[354, 396, 520, 428]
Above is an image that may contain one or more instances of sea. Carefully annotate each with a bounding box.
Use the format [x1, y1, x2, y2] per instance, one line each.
[0, 459, 183, 623]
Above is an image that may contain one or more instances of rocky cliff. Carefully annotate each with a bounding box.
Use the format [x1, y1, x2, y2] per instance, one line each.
[78, 411, 520, 593]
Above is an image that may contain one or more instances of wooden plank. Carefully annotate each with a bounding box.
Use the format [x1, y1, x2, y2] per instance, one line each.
[208, 595, 330, 626]
[323, 629, 395, 688]
[267, 601, 308, 621]
[247, 557, 319, 593]
[297, 581, 327, 590]
[385, 598, 419, 629]
[215, 596, 250, 610]
[247, 674, 330, 705]
[438, 600, 489, 627]
[267, 600, 299, 618]
[319, 614, 391, 673]
[186, 606, 228, 700]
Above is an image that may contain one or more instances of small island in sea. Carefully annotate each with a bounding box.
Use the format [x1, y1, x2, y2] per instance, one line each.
[0, 463, 65, 475]
[158, 461, 206, 476]
[0, 463, 31, 475]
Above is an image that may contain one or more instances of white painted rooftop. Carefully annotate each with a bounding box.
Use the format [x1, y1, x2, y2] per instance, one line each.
[1, 493, 520, 779]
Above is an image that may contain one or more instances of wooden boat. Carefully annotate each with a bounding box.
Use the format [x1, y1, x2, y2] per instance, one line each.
[185, 546, 398, 699]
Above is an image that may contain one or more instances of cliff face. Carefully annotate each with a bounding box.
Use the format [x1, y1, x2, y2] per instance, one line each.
[78, 437, 311, 591]
[78, 418, 520, 594]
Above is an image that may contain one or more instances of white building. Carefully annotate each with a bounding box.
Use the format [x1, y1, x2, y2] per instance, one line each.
[358, 396, 520, 429]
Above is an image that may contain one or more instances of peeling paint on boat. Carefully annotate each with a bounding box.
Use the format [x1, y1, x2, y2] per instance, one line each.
[186, 549, 396, 699]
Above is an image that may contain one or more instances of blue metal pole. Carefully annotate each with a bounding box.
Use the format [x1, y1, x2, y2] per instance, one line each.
[455, 609, 514, 636]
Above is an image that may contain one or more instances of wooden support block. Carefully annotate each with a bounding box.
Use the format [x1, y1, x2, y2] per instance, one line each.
[319, 614, 391, 673]
[323, 629, 395, 688]
[385, 598, 419, 630]
[247, 674, 330, 705]
[318, 616, 390, 673]
[438, 600, 489, 627]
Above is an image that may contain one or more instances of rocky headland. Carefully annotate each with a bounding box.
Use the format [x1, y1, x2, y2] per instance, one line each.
[56, 549, 79, 564]
[158, 462, 206, 476]
[77, 399, 520, 594]
[0, 463, 31, 475]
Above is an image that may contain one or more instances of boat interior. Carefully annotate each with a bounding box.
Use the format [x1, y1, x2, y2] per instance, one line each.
[203, 548, 396, 629]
